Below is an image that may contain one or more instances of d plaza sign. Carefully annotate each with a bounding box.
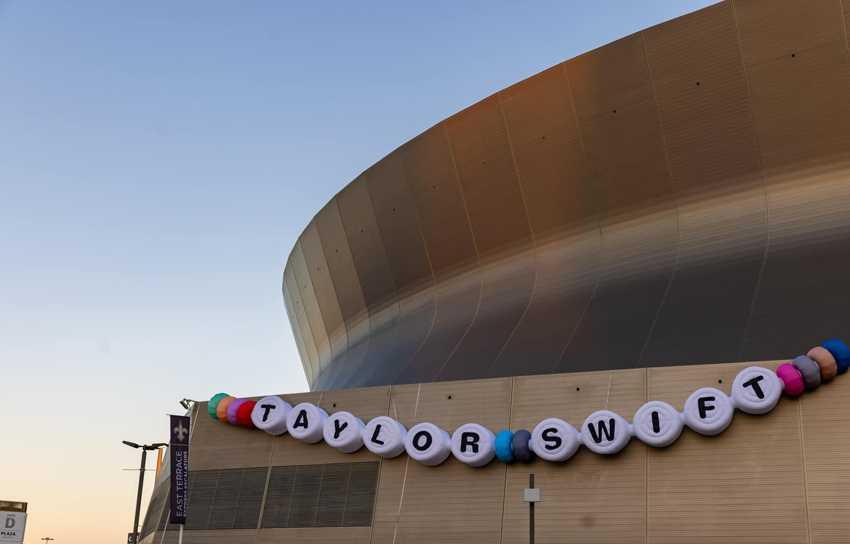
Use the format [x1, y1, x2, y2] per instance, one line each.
[207, 340, 849, 468]
[0, 512, 26, 544]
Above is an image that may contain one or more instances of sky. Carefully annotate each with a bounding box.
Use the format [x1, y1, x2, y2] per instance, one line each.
[0, 1, 717, 542]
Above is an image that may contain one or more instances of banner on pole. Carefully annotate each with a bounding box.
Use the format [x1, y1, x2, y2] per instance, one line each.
[169, 415, 190, 525]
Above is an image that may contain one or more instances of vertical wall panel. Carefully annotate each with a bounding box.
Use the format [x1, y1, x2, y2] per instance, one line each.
[438, 254, 536, 382]
[643, 1, 761, 195]
[392, 276, 482, 385]
[845, 0, 850, 50]
[282, 276, 316, 386]
[403, 126, 478, 277]
[743, 167, 850, 358]
[733, 0, 845, 66]
[642, 191, 766, 364]
[375, 379, 511, 544]
[364, 152, 433, 295]
[300, 222, 348, 362]
[567, 34, 673, 216]
[488, 231, 602, 376]
[499, 64, 598, 236]
[503, 369, 646, 543]
[445, 97, 532, 256]
[314, 200, 372, 389]
[315, 201, 369, 325]
[744, 41, 850, 170]
[291, 242, 332, 374]
[284, 264, 320, 385]
[647, 362, 808, 543]
[315, 385, 390, 422]
[558, 211, 677, 372]
[802, 373, 850, 544]
[336, 179, 397, 310]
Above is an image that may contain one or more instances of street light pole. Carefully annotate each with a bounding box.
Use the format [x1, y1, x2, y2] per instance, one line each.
[122, 440, 167, 544]
[132, 447, 147, 541]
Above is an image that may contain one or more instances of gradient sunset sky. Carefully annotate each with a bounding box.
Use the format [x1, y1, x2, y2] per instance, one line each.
[0, 1, 717, 542]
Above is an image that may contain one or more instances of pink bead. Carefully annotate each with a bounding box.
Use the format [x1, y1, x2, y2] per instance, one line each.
[776, 363, 805, 397]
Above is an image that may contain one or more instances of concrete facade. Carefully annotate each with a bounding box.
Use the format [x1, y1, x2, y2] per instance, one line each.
[145, 359, 850, 543]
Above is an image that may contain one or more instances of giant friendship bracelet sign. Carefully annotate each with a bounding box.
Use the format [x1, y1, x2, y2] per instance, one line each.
[207, 339, 850, 467]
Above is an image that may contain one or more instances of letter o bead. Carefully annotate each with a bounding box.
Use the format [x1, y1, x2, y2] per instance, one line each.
[683, 388, 734, 436]
[362, 416, 407, 458]
[530, 418, 580, 462]
[776, 363, 805, 397]
[731, 366, 783, 415]
[451, 423, 495, 467]
[404, 422, 451, 466]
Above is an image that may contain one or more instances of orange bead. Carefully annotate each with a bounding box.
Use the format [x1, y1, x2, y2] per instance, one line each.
[807, 346, 837, 382]
[216, 396, 236, 421]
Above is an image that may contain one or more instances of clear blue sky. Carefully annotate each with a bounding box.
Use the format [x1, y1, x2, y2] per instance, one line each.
[0, 1, 717, 542]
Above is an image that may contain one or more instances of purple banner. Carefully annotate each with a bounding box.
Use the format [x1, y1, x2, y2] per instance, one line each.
[169, 414, 190, 525]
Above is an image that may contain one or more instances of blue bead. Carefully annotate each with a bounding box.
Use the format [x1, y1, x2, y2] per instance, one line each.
[822, 339, 850, 375]
[512, 429, 535, 463]
[494, 429, 514, 463]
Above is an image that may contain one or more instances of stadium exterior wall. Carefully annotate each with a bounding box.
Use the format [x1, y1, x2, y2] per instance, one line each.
[144, 359, 850, 544]
[283, 0, 850, 390]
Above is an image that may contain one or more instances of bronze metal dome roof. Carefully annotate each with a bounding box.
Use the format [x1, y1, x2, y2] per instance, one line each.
[283, 0, 850, 390]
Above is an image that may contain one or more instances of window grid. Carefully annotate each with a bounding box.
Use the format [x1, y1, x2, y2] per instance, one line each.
[182, 462, 378, 531]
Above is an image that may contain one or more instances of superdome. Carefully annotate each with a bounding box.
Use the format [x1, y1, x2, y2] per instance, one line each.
[283, 0, 850, 391]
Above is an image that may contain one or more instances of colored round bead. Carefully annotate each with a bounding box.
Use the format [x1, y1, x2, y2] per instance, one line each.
[792, 355, 821, 391]
[236, 400, 257, 428]
[776, 363, 805, 397]
[494, 429, 514, 463]
[512, 429, 535, 463]
[807, 346, 837, 382]
[227, 398, 248, 425]
[216, 396, 236, 421]
[822, 339, 850, 375]
[208, 392, 229, 420]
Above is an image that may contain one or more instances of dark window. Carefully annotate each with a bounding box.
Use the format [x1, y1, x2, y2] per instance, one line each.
[344, 462, 379, 527]
[186, 467, 268, 530]
[261, 462, 378, 529]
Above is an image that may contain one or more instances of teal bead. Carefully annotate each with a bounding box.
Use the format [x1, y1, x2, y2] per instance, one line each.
[494, 429, 514, 463]
[208, 392, 229, 419]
